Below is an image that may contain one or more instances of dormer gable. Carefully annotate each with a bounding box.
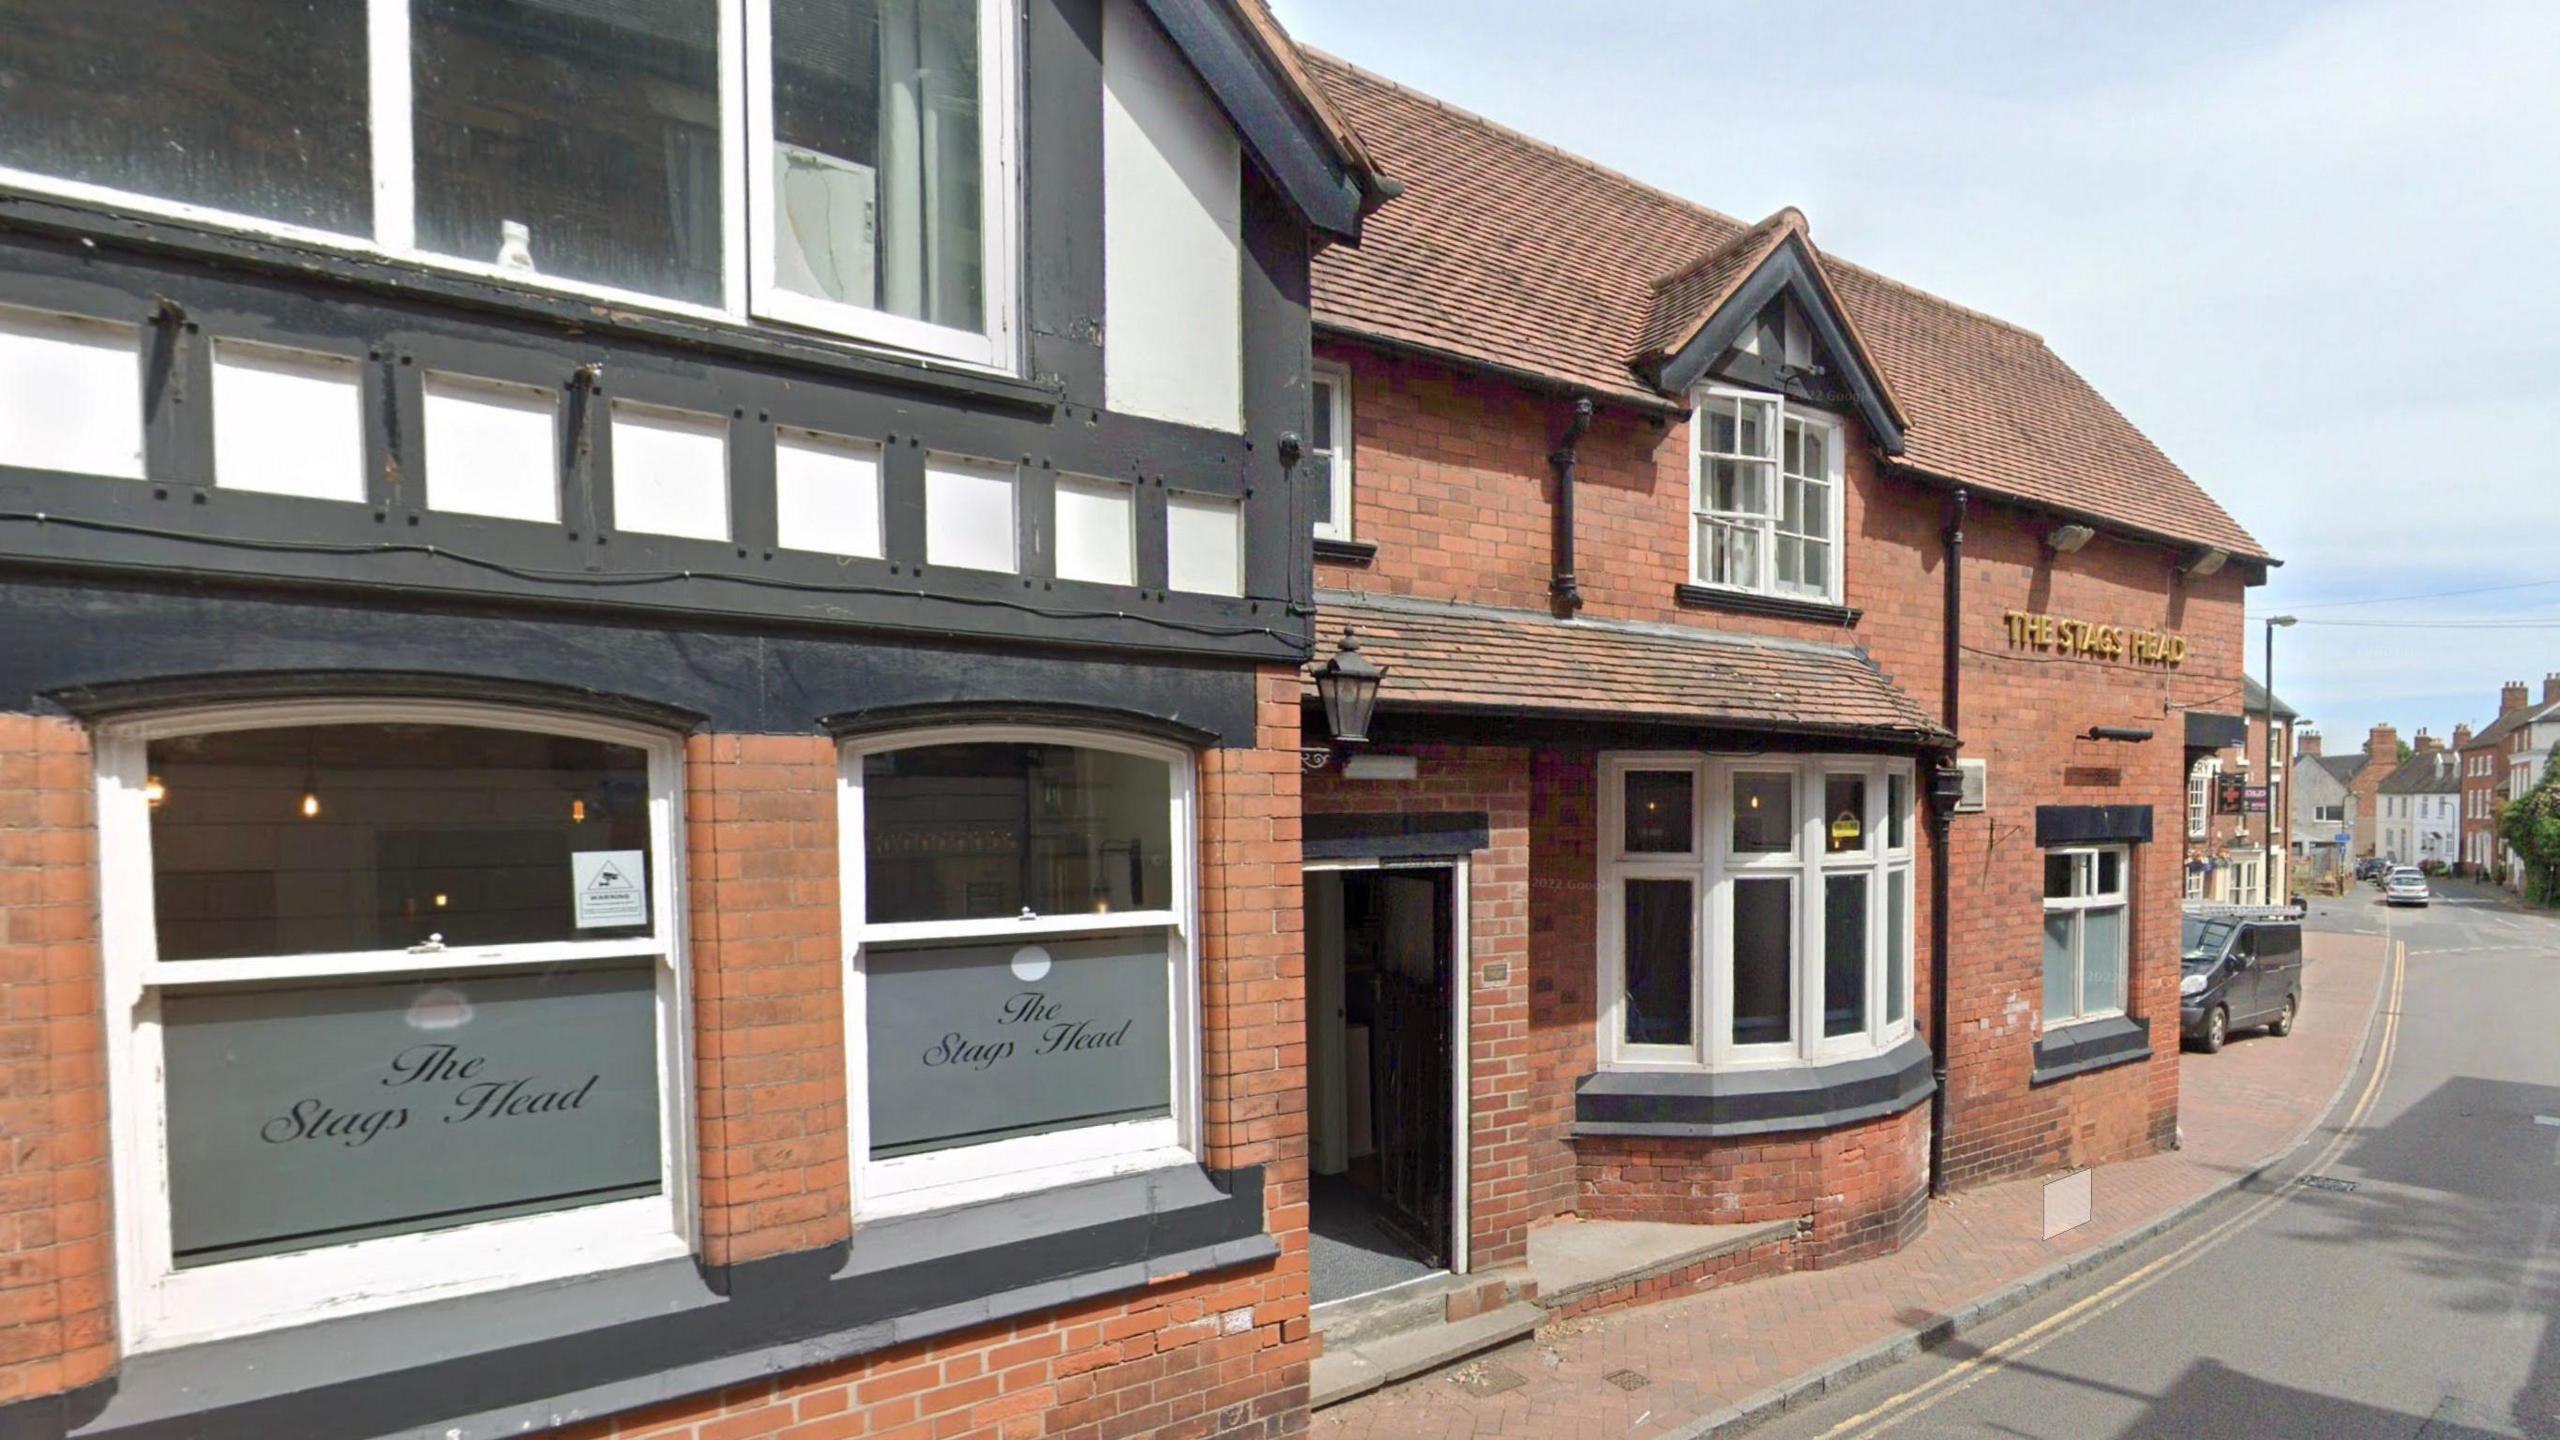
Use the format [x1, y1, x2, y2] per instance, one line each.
[1635, 208, 1905, 452]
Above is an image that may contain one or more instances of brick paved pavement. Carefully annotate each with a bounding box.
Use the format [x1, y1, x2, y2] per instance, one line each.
[1312, 933, 2390, 1440]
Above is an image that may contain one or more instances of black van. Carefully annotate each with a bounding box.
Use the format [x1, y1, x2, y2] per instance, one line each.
[2180, 908, 2303, 1053]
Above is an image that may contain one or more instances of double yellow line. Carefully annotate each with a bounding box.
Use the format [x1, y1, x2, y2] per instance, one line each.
[1809, 935, 2411, 1439]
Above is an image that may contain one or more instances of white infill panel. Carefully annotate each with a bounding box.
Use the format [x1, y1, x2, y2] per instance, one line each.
[924, 453, 1017, 573]
[211, 341, 366, 502]
[1100, 0, 1242, 433]
[1053, 475, 1135, 585]
[774, 426, 884, 559]
[610, 401, 730, 542]
[1166, 491, 1242, 596]
[421, 374, 559, 523]
[0, 304, 145, 480]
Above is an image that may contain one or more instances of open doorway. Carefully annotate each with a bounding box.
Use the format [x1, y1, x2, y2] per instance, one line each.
[1305, 862, 1465, 1307]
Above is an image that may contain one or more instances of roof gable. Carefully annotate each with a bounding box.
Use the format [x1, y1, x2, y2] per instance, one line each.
[1144, 0, 1383, 241]
[2378, 752, 2459, 795]
[1638, 211, 1907, 453]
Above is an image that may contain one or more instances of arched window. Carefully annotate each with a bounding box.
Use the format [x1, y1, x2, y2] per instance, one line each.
[95, 699, 693, 1351]
[839, 728, 1196, 1214]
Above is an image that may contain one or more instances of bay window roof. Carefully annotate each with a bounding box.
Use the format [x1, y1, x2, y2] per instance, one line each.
[1309, 591, 1950, 745]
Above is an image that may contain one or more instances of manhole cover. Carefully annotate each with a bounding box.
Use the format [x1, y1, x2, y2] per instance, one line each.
[1605, 1369, 1651, 1391]
[2298, 1175, 2358, 1194]
[1450, 1361, 1527, 1398]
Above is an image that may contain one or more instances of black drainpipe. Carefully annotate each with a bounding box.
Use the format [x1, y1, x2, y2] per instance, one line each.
[1928, 486, 1967, 1197]
[1549, 397, 1594, 614]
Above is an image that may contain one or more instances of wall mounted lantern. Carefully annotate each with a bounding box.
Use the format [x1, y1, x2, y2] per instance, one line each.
[1314, 629, 1386, 749]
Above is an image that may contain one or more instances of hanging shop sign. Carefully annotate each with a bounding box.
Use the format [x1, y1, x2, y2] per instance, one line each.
[2002, 610, 2186, 666]
[2214, 774, 2270, 815]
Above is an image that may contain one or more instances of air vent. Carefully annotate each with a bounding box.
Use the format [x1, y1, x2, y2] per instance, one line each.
[1956, 757, 1988, 813]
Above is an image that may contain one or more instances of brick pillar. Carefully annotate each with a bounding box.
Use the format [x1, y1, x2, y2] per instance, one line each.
[0, 715, 114, 1402]
[684, 733, 851, 1267]
[1194, 667, 1310, 1387]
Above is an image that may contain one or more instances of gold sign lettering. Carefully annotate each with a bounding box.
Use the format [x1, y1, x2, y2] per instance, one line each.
[2002, 610, 2185, 667]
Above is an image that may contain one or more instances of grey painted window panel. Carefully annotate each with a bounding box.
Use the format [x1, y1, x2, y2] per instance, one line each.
[1823, 871, 1868, 1038]
[162, 963, 663, 1267]
[866, 933, 1172, 1158]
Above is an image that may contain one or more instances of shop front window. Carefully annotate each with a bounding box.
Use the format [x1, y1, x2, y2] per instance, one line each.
[842, 729, 1195, 1213]
[97, 702, 692, 1352]
[1599, 754, 1916, 1069]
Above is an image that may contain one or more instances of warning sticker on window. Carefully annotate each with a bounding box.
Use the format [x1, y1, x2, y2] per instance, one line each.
[571, 851, 648, 929]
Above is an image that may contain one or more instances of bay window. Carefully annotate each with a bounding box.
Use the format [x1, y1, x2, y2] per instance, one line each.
[1689, 387, 1844, 604]
[2042, 846, 2129, 1027]
[840, 729, 1196, 1214]
[0, 0, 1018, 367]
[1598, 754, 1915, 1069]
[96, 701, 693, 1351]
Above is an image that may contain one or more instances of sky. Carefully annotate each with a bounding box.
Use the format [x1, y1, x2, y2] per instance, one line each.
[1268, 0, 2560, 751]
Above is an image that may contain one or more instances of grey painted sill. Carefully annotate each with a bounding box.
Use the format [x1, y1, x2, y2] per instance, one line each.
[1573, 1035, 1933, 1139]
[2030, 1014, 2153, 1086]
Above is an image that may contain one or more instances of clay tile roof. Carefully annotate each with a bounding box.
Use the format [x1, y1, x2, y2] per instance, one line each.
[1304, 53, 2271, 564]
[1635, 208, 1804, 361]
[1311, 591, 1950, 743]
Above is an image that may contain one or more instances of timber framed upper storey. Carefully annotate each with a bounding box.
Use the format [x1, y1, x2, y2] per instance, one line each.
[0, 0, 1381, 668]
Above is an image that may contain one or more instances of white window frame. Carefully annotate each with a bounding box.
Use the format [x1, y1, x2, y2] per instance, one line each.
[1596, 753, 1915, 1073]
[1310, 360, 1355, 543]
[2188, 758, 2218, 840]
[2041, 845, 2130, 1028]
[1686, 386, 1846, 605]
[837, 725, 1199, 1218]
[0, 0, 1023, 372]
[95, 698, 696, 1354]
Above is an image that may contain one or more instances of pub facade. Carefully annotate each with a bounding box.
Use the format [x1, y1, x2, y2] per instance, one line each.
[0, 4, 1378, 1438]
[1286, 56, 2268, 1334]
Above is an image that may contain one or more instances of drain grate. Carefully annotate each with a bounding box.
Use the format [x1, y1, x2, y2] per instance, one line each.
[2297, 1174, 2358, 1194]
[1605, 1369, 1651, 1391]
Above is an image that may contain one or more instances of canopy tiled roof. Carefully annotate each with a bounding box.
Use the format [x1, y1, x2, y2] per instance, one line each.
[1310, 591, 1949, 744]
[1305, 54, 2271, 563]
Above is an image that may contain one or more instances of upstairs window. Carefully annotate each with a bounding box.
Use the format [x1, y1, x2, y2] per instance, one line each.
[1310, 361, 1355, 543]
[0, 0, 1018, 369]
[1689, 388, 1844, 604]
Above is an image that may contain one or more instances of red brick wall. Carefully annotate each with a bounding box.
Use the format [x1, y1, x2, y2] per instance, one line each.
[1301, 745, 1536, 1268]
[1316, 339, 2249, 1195]
[0, 668, 1312, 1439]
[1577, 1100, 1932, 1266]
[0, 716, 113, 1405]
[685, 735, 852, 1266]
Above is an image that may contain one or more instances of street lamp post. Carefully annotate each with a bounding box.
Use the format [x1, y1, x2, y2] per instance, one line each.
[2265, 614, 2297, 906]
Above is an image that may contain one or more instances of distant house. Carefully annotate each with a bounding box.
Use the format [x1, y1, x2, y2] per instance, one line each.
[2291, 732, 2357, 876]
[2377, 740, 2460, 867]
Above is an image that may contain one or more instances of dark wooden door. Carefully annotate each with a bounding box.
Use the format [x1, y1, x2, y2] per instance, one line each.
[1360, 868, 1452, 1264]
